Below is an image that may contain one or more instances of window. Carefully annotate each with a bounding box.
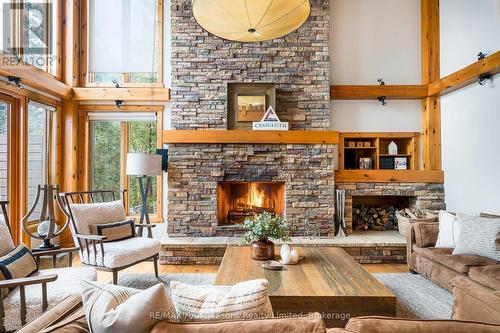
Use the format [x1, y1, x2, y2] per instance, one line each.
[86, 0, 162, 86]
[0, 0, 59, 75]
[0, 100, 9, 203]
[26, 101, 52, 217]
[88, 111, 162, 220]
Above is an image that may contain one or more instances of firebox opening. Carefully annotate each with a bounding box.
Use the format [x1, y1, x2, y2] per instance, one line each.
[217, 182, 285, 226]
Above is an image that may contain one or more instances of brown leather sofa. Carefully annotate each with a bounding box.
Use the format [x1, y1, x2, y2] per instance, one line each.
[19, 294, 500, 333]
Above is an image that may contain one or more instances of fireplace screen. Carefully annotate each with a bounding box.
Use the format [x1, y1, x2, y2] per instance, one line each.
[217, 182, 285, 225]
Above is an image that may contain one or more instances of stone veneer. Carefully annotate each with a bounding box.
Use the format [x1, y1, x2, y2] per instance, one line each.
[336, 182, 446, 233]
[168, 0, 335, 236]
[168, 144, 337, 236]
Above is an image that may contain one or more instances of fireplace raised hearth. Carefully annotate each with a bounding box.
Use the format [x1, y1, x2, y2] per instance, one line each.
[217, 182, 285, 226]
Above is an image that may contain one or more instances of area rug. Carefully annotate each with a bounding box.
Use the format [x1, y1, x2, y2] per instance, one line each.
[373, 273, 453, 319]
[116, 272, 452, 320]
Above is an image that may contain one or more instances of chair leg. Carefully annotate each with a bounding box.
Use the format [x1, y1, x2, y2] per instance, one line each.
[112, 270, 118, 285]
[154, 255, 159, 278]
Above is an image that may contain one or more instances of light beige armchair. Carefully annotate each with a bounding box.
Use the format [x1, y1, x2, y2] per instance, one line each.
[0, 201, 96, 332]
[58, 190, 161, 285]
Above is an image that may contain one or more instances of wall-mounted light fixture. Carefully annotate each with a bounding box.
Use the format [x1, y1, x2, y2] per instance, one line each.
[478, 73, 493, 86]
[115, 100, 123, 109]
[7, 76, 23, 89]
[477, 52, 487, 61]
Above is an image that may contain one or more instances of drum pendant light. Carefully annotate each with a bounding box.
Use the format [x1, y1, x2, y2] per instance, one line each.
[192, 0, 311, 42]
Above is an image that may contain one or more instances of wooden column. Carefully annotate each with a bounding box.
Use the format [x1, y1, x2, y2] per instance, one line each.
[421, 0, 441, 171]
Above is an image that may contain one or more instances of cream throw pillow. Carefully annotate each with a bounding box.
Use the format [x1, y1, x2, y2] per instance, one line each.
[81, 280, 177, 333]
[170, 279, 274, 322]
[69, 200, 126, 235]
[435, 211, 461, 248]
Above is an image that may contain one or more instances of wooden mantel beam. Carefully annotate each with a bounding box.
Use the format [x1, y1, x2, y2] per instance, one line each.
[330, 85, 428, 100]
[0, 53, 72, 98]
[428, 51, 500, 96]
[72, 87, 170, 102]
[163, 130, 340, 145]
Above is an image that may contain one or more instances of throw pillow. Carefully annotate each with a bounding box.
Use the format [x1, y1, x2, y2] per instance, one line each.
[452, 214, 500, 261]
[170, 279, 274, 322]
[81, 280, 177, 333]
[69, 200, 126, 235]
[435, 211, 461, 248]
[89, 219, 135, 242]
[0, 244, 38, 298]
[0, 217, 15, 256]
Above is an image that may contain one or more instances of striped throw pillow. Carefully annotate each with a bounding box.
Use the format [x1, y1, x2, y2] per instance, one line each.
[452, 214, 500, 261]
[89, 219, 135, 242]
[170, 279, 274, 322]
[0, 244, 38, 298]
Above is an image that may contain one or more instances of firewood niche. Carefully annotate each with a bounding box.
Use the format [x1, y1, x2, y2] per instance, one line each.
[217, 182, 285, 226]
[352, 196, 411, 232]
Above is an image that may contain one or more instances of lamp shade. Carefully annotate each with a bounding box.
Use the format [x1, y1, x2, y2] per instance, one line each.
[192, 0, 311, 42]
[126, 153, 162, 176]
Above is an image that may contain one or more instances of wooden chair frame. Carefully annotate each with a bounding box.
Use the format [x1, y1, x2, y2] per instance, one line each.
[58, 190, 159, 285]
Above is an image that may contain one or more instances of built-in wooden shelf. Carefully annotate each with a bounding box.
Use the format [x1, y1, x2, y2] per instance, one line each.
[163, 130, 340, 145]
[335, 170, 444, 183]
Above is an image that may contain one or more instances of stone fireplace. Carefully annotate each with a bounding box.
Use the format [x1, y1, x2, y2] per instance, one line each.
[168, 0, 334, 237]
[217, 182, 285, 226]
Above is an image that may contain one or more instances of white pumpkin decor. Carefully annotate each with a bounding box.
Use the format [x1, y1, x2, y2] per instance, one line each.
[280, 244, 291, 264]
[289, 249, 299, 263]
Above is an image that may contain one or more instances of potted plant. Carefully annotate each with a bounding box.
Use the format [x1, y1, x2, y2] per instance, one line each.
[240, 212, 290, 260]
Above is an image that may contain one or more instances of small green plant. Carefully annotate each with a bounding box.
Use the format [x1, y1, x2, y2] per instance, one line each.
[239, 211, 290, 243]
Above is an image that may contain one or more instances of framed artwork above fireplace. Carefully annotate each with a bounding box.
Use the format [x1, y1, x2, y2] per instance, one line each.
[227, 83, 276, 130]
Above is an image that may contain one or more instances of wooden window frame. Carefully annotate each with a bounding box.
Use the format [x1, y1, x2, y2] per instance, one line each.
[0, 88, 59, 244]
[81, 105, 164, 222]
[80, 0, 164, 88]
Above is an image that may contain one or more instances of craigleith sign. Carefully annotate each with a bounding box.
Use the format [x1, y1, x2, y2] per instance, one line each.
[252, 106, 289, 131]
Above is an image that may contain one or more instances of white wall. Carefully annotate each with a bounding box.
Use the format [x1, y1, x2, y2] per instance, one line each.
[330, 0, 422, 133]
[440, 0, 500, 214]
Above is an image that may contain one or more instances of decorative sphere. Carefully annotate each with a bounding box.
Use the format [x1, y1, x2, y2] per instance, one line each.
[37, 220, 58, 237]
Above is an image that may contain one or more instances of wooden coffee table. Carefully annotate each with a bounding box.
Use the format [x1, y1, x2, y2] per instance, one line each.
[215, 246, 396, 328]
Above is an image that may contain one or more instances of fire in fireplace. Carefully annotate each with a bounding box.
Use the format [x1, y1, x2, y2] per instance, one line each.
[217, 182, 285, 225]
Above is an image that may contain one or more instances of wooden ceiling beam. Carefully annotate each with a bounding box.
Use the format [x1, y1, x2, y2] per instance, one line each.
[0, 53, 72, 99]
[72, 87, 170, 102]
[428, 51, 500, 96]
[330, 85, 428, 100]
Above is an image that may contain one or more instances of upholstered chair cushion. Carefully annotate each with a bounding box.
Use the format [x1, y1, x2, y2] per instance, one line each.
[0, 244, 38, 298]
[2, 266, 96, 332]
[69, 200, 126, 235]
[170, 279, 274, 322]
[89, 219, 135, 242]
[468, 265, 500, 290]
[81, 280, 177, 333]
[0, 217, 15, 257]
[81, 236, 161, 268]
[453, 214, 500, 261]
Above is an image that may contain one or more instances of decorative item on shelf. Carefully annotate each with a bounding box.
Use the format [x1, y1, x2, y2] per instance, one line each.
[388, 141, 398, 155]
[335, 189, 347, 237]
[252, 106, 289, 131]
[239, 211, 290, 261]
[363, 142, 371, 147]
[359, 157, 373, 170]
[356, 142, 364, 148]
[394, 157, 408, 170]
[126, 153, 163, 238]
[347, 141, 356, 148]
[192, 0, 311, 42]
[380, 157, 395, 170]
[22, 185, 70, 252]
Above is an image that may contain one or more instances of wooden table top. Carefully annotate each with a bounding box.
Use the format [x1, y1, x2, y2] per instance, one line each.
[215, 246, 395, 298]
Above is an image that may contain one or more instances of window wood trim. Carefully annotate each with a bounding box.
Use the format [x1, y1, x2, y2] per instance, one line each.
[81, 105, 164, 222]
[80, 0, 164, 87]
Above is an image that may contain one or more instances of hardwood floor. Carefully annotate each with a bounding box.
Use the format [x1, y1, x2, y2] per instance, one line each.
[41, 255, 408, 283]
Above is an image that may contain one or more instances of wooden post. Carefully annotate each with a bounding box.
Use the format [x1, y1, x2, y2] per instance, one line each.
[421, 0, 441, 171]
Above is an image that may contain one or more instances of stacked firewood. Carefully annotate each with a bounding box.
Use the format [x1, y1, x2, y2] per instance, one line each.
[353, 205, 398, 231]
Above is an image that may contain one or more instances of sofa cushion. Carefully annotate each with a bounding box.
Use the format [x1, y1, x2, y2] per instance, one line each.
[452, 214, 500, 261]
[468, 265, 500, 290]
[413, 246, 496, 274]
[435, 211, 460, 248]
[151, 314, 327, 333]
[343, 316, 500, 333]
